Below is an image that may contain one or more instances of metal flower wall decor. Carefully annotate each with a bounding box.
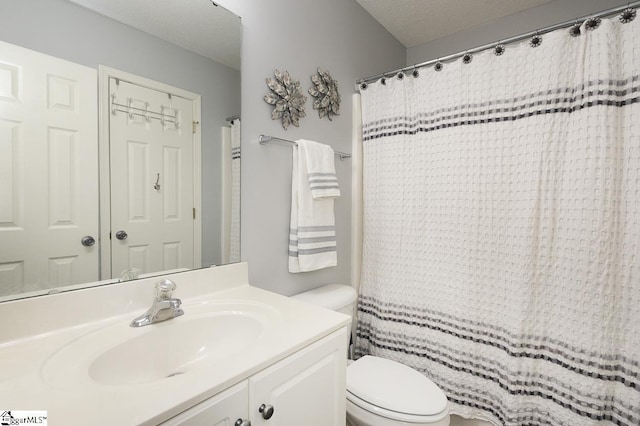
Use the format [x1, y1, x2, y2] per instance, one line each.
[264, 70, 307, 130]
[308, 68, 341, 121]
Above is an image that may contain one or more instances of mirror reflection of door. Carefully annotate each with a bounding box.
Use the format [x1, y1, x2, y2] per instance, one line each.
[0, 41, 99, 297]
[107, 76, 200, 279]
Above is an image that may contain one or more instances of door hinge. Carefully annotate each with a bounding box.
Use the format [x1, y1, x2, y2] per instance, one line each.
[192, 120, 199, 134]
[193, 207, 196, 219]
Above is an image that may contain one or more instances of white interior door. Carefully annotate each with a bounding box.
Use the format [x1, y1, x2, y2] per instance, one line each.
[0, 41, 98, 297]
[109, 78, 196, 278]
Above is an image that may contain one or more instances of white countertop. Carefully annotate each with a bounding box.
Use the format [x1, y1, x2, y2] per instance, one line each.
[0, 263, 350, 425]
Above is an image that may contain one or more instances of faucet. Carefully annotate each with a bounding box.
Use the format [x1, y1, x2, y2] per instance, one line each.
[130, 279, 184, 327]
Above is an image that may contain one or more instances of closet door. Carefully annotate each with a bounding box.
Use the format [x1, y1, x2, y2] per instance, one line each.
[108, 78, 195, 278]
[0, 40, 98, 296]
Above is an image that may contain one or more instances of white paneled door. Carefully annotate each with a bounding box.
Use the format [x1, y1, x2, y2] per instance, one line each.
[108, 78, 196, 278]
[0, 41, 98, 296]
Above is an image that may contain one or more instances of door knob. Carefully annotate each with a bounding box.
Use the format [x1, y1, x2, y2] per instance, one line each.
[115, 230, 128, 240]
[234, 419, 251, 426]
[258, 404, 274, 420]
[81, 236, 96, 246]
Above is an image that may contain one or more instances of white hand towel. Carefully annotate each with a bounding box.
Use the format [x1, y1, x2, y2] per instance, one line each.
[299, 139, 341, 199]
[289, 140, 340, 273]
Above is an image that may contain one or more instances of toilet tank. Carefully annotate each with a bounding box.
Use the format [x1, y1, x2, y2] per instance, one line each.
[291, 284, 357, 317]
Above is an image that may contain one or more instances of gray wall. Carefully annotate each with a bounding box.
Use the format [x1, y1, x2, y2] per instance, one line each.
[6, 0, 627, 297]
[217, 0, 405, 295]
[407, 0, 631, 65]
[217, 0, 632, 297]
[0, 0, 240, 269]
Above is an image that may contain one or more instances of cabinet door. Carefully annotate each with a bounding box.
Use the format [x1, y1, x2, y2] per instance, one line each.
[161, 381, 249, 426]
[249, 328, 347, 426]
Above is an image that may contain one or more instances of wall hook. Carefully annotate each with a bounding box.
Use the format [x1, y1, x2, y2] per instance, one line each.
[154, 173, 161, 190]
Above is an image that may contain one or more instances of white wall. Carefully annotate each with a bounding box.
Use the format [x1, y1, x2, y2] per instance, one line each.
[407, 0, 631, 65]
[217, 0, 405, 295]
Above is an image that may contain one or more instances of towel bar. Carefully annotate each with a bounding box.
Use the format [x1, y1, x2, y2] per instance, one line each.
[258, 135, 351, 160]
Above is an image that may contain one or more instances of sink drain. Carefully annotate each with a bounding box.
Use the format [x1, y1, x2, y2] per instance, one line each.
[167, 371, 185, 378]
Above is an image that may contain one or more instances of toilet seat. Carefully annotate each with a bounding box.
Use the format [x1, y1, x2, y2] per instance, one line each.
[347, 356, 449, 423]
[347, 390, 449, 423]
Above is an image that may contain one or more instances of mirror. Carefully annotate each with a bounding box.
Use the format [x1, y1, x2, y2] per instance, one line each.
[0, 0, 241, 301]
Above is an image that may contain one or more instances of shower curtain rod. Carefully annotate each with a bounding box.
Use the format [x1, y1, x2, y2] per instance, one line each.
[356, 1, 640, 87]
[258, 134, 351, 160]
[226, 114, 240, 122]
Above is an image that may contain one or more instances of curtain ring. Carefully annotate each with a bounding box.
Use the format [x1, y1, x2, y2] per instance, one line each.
[569, 21, 582, 37]
[619, 7, 636, 23]
[412, 66, 419, 78]
[530, 31, 543, 48]
[585, 17, 601, 30]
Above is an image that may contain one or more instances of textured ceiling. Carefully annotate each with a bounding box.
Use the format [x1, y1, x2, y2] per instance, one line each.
[356, 0, 553, 47]
[65, 0, 241, 70]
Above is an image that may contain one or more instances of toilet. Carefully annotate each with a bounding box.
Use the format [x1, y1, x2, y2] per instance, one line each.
[292, 285, 450, 426]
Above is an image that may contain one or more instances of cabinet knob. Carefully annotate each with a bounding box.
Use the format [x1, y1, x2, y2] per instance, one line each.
[258, 404, 274, 420]
[234, 419, 251, 426]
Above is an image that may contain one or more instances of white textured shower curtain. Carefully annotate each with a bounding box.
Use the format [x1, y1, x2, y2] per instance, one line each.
[221, 119, 241, 264]
[356, 16, 639, 426]
[229, 119, 241, 263]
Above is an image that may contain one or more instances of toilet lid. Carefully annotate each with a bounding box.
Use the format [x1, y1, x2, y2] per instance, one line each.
[346, 356, 448, 416]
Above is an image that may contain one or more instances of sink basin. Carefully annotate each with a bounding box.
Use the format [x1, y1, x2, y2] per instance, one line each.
[41, 300, 280, 387]
[90, 312, 262, 385]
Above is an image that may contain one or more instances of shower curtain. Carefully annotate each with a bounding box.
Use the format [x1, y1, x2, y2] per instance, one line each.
[221, 119, 241, 264]
[229, 119, 241, 263]
[356, 16, 639, 426]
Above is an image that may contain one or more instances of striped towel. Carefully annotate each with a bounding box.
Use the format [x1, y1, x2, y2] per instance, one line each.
[302, 139, 341, 199]
[289, 140, 340, 273]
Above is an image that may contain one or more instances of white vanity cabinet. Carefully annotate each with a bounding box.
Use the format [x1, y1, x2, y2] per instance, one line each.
[162, 327, 347, 426]
[249, 327, 347, 426]
[161, 381, 249, 426]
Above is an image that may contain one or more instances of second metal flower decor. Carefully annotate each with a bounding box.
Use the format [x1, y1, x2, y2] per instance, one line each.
[264, 70, 307, 130]
[308, 68, 341, 121]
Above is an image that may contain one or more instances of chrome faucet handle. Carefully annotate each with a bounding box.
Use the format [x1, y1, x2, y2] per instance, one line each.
[155, 279, 177, 300]
[167, 298, 182, 309]
[129, 278, 182, 327]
